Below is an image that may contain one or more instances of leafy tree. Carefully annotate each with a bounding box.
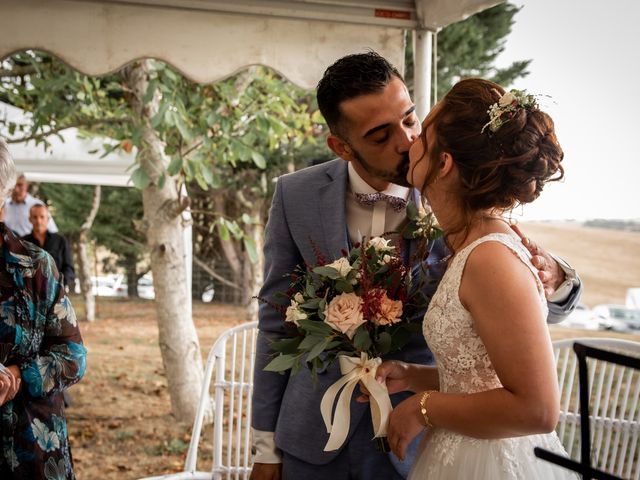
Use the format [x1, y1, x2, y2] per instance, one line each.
[0, 53, 319, 421]
[404, 2, 530, 100]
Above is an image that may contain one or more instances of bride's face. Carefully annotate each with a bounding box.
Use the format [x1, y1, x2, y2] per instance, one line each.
[407, 102, 442, 191]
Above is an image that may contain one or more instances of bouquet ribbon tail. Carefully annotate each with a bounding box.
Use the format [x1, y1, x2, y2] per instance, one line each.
[320, 353, 393, 452]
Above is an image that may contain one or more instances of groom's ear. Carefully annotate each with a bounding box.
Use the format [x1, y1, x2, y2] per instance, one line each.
[327, 134, 354, 162]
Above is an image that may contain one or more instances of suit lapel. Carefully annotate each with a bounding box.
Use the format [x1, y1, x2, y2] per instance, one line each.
[317, 161, 349, 261]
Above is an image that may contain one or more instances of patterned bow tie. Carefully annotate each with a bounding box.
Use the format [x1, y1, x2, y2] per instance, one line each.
[354, 192, 408, 213]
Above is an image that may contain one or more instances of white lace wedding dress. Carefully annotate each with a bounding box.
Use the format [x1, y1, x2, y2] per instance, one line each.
[409, 232, 577, 479]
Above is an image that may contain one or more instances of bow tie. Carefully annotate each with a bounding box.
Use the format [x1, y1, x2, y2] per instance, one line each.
[354, 192, 407, 213]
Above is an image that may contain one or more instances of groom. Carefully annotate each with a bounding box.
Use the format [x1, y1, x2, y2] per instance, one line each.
[251, 52, 581, 480]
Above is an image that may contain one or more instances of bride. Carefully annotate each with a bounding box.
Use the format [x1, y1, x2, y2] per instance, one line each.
[373, 78, 576, 478]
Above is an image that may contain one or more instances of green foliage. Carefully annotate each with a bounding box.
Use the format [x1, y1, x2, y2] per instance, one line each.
[404, 2, 530, 100]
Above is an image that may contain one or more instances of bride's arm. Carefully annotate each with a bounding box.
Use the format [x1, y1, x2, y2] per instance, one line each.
[387, 242, 560, 460]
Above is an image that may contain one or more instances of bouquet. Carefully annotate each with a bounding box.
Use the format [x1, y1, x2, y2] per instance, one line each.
[264, 236, 428, 451]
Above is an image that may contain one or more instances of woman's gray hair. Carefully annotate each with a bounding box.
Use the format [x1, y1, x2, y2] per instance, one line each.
[0, 138, 17, 208]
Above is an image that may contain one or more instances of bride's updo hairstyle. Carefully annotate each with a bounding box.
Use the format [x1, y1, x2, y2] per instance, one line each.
[420, 78, 564, 215]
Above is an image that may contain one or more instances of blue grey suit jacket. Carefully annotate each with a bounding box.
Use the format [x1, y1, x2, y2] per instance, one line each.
[251, 159, 581, 466]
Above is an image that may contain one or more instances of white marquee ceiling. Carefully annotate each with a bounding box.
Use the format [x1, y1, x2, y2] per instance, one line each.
[0, 0, 501, 186]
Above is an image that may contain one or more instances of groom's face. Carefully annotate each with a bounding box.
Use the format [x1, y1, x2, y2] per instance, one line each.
[328, 77, 420, 191]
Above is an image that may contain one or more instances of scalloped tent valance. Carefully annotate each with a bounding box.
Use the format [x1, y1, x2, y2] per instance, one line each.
[1, 0, 501, 89]
[0, 0, 501, 187]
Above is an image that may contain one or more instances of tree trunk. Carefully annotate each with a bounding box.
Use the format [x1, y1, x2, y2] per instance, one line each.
[73, 238, 95, 322]
[243, 216, 264, 323]
[124, 60, 204, 423]
[77, 185, 101, 322]
[125, 253, 139, 298]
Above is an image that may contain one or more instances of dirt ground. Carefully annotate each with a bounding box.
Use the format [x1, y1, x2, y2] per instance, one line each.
[67, 297, 243, 480]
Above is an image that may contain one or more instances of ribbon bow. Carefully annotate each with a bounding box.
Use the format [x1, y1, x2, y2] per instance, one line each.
[320, 353, 393, 451]
[355, 192, 407, 213]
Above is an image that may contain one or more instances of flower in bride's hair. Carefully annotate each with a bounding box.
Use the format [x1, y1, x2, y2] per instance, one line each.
[325, 257, 354, 277]
[498, 91, 517, 107]
[482, 88, 539, 134]
[324, 293, 365, 339]
[370, 290, 403, 326]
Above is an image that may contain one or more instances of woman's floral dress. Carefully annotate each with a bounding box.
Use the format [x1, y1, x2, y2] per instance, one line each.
[0, 223, 87, 479]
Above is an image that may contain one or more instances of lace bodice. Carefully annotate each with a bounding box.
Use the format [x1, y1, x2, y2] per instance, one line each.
[414, 233, 573, 478]
[423, 232, 547, 394]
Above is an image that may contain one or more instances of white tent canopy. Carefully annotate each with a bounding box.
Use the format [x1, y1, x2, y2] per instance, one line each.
[0, 102, 135, 187]
[1, 0, 501, 186]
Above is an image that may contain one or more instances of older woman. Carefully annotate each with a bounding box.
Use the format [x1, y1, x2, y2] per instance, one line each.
[0, 138, 86, 479]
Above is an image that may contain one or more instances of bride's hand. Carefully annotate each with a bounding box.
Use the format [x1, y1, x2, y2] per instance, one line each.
[355, 360, 412, 403]
[387, 393, 426, 461]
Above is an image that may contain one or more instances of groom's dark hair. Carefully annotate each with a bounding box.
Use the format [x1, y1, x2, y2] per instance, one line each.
[316, 51, 404, 136]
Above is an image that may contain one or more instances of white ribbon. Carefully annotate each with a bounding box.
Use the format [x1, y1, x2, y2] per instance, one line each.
[320, 353, 393, 451]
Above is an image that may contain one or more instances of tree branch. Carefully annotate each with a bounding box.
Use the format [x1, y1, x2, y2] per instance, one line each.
[5, 117, 129, 144]
[80, 185, 102, 233]
[115, 232, 242, 292]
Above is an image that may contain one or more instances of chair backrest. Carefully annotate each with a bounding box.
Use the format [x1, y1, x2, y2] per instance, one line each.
[183, 321, 258, 480]
[553, 338, 640, 480]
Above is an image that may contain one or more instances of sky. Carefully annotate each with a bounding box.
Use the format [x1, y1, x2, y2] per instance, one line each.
[493, 0, 640, 221]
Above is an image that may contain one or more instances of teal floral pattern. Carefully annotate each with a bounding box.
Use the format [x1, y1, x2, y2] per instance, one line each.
[0, 223, 86, 479]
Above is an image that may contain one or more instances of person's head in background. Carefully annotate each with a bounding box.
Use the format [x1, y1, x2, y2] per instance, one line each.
[407, 78, 564, 245]
[0, 138, 17, 210]
[316, 51, 420, 191]
[29, 204, 50, 238]
[11, 173, 28, 203]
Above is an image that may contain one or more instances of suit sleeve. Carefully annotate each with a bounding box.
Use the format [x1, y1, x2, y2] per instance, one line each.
[546, 277, 583, 324]
[252, 178, 302, 433]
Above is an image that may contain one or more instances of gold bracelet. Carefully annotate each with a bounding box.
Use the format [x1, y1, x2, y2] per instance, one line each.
[419, 390, 435, 428]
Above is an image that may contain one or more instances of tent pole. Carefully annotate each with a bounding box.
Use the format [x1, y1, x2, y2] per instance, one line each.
[413, 28, 433, 121]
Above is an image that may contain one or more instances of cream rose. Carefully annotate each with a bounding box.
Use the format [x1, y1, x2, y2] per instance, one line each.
[367, 237, 394, 252]
[371, 291, 403, 326]
[499, 91, 516, 107]
[324, 292, 365, 339]
[285, 301, 307, 325]
[326, 257, 353, 277]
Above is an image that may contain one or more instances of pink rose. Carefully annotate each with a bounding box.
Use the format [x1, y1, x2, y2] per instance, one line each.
[371, 290, 403, 326]
[324, 293, 365, 339]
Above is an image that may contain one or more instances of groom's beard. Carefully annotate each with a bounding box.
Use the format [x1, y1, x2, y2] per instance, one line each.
[351, 148, 412, 188]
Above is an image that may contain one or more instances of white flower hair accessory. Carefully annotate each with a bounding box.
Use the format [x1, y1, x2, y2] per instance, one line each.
[482, 88, 538, 134]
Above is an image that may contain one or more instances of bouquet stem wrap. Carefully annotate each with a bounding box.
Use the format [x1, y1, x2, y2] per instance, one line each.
[320, 353, 393, 451]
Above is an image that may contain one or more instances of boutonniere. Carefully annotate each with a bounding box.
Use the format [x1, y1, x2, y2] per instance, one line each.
[402, 200, 443, 242]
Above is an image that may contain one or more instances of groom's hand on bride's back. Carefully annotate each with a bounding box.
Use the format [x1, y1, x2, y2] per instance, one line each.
[510, 224, 565, 298]
[250, 462, 282, 480]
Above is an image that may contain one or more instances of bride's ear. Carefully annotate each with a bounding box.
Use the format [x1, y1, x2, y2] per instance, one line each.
[438, 152, 455, 179]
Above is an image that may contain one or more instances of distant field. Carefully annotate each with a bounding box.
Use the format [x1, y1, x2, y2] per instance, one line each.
[520, 222, 640, 307]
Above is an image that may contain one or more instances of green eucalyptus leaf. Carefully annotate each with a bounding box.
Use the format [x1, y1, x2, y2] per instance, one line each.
[263, 354, 295, 372]
[353, 326, 372, 351]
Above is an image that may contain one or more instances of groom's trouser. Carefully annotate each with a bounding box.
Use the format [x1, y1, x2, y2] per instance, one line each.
[280, 415, 408, 480]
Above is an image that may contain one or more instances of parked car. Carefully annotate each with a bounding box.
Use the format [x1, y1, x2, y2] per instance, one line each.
[561, 304, 600, 330]
[74, 275, 128, 297]
[593, 304, 640, 333]
[136, 273, 155, 300]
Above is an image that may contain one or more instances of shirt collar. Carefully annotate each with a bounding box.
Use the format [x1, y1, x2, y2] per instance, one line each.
[347, 162, 410, 200]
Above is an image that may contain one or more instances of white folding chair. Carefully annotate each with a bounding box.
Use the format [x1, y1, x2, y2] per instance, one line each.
[553, 338, 640, 479]
[141, 321, 258, 480]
